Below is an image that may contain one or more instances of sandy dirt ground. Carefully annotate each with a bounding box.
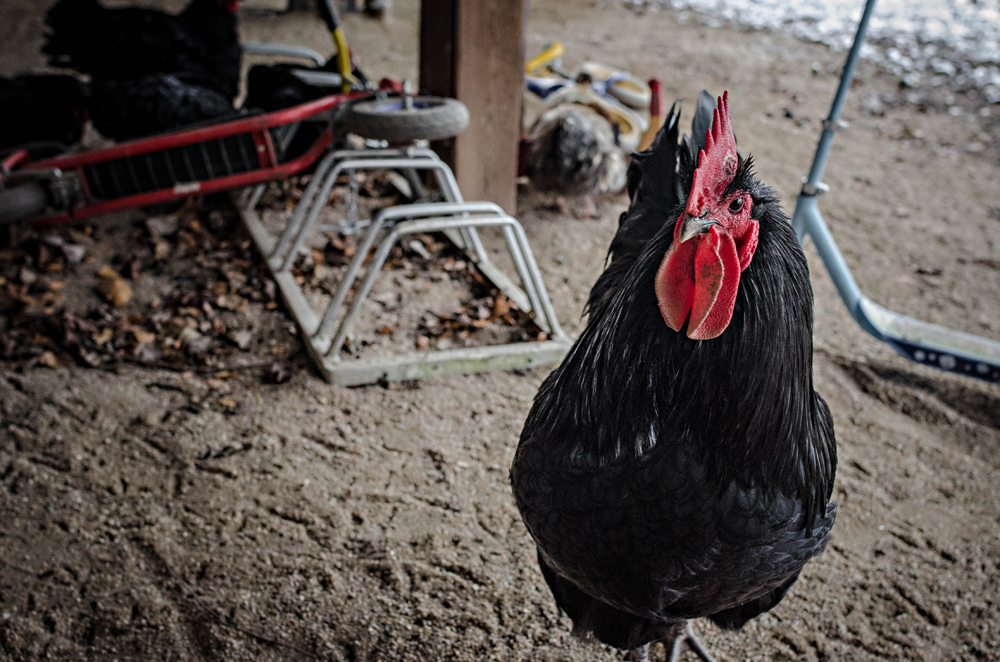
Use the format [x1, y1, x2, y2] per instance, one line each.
[2, 0, 1000, 660]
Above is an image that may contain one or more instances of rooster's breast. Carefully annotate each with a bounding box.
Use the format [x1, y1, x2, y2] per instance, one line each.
[511, 431, 834, 620]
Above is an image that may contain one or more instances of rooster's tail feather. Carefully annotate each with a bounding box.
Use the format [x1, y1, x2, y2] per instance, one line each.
[627, 98, 681, 209]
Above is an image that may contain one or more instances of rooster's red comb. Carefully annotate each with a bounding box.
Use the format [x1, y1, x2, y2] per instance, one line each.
[685, 91, 738, 218]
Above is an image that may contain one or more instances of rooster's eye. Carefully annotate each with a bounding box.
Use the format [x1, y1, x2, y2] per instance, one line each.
[729, 196, 745, 213]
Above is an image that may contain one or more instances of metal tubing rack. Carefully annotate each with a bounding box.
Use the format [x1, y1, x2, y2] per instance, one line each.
[792, 0, 1000, 382]
[235, 147, 571, 385]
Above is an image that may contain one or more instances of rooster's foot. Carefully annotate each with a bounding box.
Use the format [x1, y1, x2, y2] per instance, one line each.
[667, 624, 715, 662]
[626, 643, 650, 662]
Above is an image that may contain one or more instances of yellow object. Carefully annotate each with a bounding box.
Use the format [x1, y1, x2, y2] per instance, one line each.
[580, 62, 651, 109]
[331, 26, 357, 93]
[637, 78, 663, 151]
[526, 41, 566, 77]
[543, 82, 648, 152]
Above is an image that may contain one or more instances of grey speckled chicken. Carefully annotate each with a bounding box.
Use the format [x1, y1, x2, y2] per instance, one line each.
[524, 103, 628, 198]
[510, 91, 837, 661]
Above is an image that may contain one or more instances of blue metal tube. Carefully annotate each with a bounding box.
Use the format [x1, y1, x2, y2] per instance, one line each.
[792, 0, 880, 335]
[803, 0, 878, 189]
[795, 199, 882, 339]
[790, 0, 1000, 383]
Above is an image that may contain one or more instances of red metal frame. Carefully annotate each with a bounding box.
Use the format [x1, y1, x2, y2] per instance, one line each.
[31, 93, 365, 171]
[1, 149, 30, 174]
[11, 91, 372, 225]
[32, 128, 334, 225]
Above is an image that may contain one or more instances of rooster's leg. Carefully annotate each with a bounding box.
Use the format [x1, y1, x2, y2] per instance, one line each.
[574, 195, 598, 219]
[626, 643, 650, 662]
[667, 624, 715, 662]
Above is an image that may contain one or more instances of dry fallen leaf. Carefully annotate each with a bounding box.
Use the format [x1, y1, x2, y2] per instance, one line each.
[97, 278, 132, 307]
[93, 328, 114, 344]
[153, 240, 171, 261]
[39, 351, 59, 368]
[96, 267, 132, 307]
[216, 294, 245, 311]
[132, 329, 156, 344]
[492, 294, 511, 319]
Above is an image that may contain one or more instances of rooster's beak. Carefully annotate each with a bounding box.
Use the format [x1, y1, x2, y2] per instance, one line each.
[678, 214, 722, 244]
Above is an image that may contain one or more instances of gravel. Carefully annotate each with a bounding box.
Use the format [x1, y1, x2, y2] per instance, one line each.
[625, 0, 1000, 103]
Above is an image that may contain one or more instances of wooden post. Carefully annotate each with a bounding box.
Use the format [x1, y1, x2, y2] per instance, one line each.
[419, 0, 525, 214]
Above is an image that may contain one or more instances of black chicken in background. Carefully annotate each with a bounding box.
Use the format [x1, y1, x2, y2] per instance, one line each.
[89, 74, 233, 143]
[0, 75, 90, 152]
[42, 0, 241, 142]
[43, 0, 241, 101]
[242, 56, 368, 160]
[511, 91, 837, 661]
[244, 63, 336, 113]
[244, 56, 368, 113]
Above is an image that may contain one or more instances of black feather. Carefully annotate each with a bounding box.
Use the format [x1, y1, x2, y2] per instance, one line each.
[690, 90, 718, 153]
[43, 0, 240, 100]
[627, 99, 681, 207]
[586, 100, 681, 314]
[0, 75, 90, 151]
[90, 74, 233, 142]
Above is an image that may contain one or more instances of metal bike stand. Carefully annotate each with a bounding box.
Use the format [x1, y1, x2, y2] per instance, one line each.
[234, 149, 571, 385]
[792, 0, 1000, 382]
[270, 147, 488, 272]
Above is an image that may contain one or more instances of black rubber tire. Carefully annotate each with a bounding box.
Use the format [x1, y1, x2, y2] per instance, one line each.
[0, 183, 48, 225]
[342, 96, 470, 142]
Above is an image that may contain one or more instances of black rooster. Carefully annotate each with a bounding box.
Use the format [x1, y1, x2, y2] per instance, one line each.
[0, 75, 90, 152]
[43, 0, 241, 101]
[510, 91, 837, 661]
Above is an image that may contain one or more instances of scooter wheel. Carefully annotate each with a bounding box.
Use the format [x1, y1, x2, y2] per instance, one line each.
[342, 96, 470, 142]
[0, 182, 47, 225]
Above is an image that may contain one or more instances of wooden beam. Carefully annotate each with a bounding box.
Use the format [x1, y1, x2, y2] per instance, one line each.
[419, 0, 525, 214]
